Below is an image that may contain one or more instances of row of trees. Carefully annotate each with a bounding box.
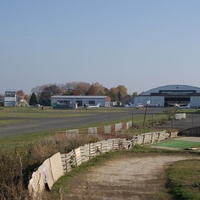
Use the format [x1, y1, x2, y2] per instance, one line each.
[1, 82, 138, 106]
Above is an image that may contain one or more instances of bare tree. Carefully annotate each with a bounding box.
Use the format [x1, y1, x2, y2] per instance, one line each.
[31, 85, 48, 100]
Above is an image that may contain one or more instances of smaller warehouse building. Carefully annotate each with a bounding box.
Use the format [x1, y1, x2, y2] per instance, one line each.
[134, 84, 200, 108]
[50, 95, 111, 109]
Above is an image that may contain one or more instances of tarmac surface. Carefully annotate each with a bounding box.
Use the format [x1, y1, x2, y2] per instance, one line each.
[0, 107, 199, 137]
[157, 112, 200, 130]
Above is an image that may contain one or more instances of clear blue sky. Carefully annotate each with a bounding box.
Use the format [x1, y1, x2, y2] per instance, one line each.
[1, 0, 200, 95]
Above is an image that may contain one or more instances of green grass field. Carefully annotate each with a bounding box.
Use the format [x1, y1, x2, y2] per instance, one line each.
[167, 159, 200, 200]
[153, 140, 200, 149]
[1, 107, 200, 200]
[0, 106, 168, 150]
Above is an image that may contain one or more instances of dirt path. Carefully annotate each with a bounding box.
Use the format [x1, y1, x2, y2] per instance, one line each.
[63, 155, 199, 200]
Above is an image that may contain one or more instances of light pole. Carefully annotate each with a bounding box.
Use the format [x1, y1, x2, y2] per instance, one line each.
[171, 116, 173, 128]
[143, 103, 148, 127]
[192, 113, 194, 128]
[132, 113, 134, 128]
[143, 100, 150, 127]
[151, 114, 154, 126]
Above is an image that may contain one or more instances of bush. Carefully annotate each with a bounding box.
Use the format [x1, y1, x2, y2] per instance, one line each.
[0, 134, 102, 199]
[0, 150, 29, 200]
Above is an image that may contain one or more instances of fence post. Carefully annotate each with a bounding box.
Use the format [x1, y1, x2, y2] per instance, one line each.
[158, 132, 160, 141]
[142, 134, 145, 144]
[151, 133, 154, 143]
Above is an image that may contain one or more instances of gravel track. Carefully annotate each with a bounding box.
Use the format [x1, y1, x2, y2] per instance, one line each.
[64, 155, 200, 200]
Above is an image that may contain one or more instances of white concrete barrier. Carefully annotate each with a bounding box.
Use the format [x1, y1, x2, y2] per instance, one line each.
[115, 123, 122, 132]
[126, 121, 132, 129]
[88, 127, 97, 134]
[104, 125, 112, 134]
[66, 129, 79, 134]
[174, 113, 186, 120]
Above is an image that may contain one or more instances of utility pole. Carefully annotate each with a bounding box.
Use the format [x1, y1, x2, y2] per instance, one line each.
[192, 113, 193, 128]
[143, 104, 148, 127]
[132, 113, 133, 128]
[151, 114, 154, 126]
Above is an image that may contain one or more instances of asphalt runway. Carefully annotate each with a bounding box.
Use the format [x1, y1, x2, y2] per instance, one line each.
[0, 107, 165, 137]
[1, 107, 199, 137]
[157, 112, 200, 130]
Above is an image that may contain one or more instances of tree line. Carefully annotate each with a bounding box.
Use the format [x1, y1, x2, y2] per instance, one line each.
[1, 82, 138, 106]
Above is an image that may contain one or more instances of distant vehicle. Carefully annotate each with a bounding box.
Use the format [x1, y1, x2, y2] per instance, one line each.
[85, 103, 101, 109]
[134, 103, 144, 109]
[147, 103, 159, 107]
[18, 99, 30, 107]
[124, 103, 144, 109]
[124, 103, 135, 108]
[174, 103, 190, 109]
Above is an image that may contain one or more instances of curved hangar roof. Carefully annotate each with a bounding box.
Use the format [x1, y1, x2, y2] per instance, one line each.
[141, 84, 200, 96]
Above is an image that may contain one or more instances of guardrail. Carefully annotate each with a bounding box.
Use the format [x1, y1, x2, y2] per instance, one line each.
[55, 121, 133, 138]
[28, 129, 178, 199]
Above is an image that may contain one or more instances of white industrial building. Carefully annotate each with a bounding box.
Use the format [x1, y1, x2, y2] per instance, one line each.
[134, 84, 200, 108]
[4, 90, 18, 107]
[50, 95, 111, 109]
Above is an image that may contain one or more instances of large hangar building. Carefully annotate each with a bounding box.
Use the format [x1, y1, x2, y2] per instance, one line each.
[134, 84, 200, 108]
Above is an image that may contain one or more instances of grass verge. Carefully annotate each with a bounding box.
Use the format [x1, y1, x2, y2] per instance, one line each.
[153, 140, 200, 149]
[0, 107, 168, 150]
[167, 159, 200, 200]
[0, 130, 55, 151]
